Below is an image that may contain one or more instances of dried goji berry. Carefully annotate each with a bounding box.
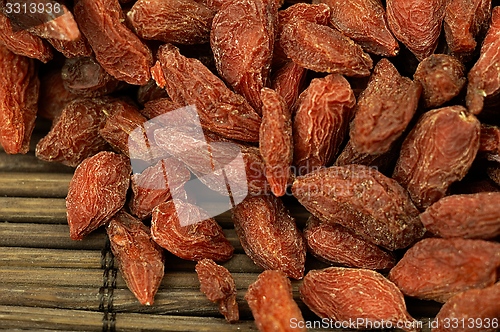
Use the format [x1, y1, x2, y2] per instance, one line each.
[389, 238, 500, 302]
[211, 0, 277, 114]
[280, 18, 373, 76]
[0, 12, 53, 63]
[0, 44, 39, 154]
[413, 54, 466, 109]
[392, 106, 480, 210]
[66, 151, 131, 240]
[304, 216, 396, 270]
[74, 0, 153, 85]
[293, 74, 356, 175]
[350, 58, 421, 155]
[107, 210, 165, 305]
[151, 199, 234, 262]
[259, 88, 292, 197]
[232, 195, 306, 279]
[35, 97, 111, 167]
[270, 61, 306, 112]
[292, 165, 425, 250]
[300, 267, 419, 332]
[444, 0, 492, 60]
[318, 0, 400, 57]
[156, 43, 262, 142]
[386, 0, 448, 61]
[432, 282, 500, 332]
[273, 3, 330, 68]
[245, 270, 306, 332]
[195, 259, 239, 323]
[420, 192, 500, 239]
[127, 0, 214, 45]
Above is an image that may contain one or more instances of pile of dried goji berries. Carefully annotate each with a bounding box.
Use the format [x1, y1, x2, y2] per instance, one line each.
[1, 0, 500, 331]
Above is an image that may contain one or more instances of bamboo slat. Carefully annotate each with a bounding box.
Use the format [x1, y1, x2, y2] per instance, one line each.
[0, 247, 103, 269]
[0, 285, 101, 311]
[0, 197, 67, 223]
[0, 152, 74, 174]
[0, 305, 103, 331]
[1, 304, 425, 332]
[0, 173, 72, 198]
[0, 266, 103, 287]
[0, 258, 262, 288]
[0, 223, 106, 250]
[0, 221, 244, 252]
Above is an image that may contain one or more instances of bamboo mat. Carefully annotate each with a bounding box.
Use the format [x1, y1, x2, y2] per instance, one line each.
[0, 119, 440, 331]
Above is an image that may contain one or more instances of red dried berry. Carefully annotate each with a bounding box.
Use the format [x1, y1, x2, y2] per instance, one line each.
[304, 216, 396, 270]
[273, 3, 330, 68]
[74, 0, 153, 85]
[280, 19, 373, 76]
[420, 192, 500, 239]
[151, 199, 234, 262]
[156, 43, 262, 142]
[300, 267, 419, 332]
[128, 0, 214, 45]
[245, 270, 306, 332]
[0, 13, 53, 63]
[107, 210, 165, 305]
[292, 165, 425, 251]
[211, 0, 277, 114]
[293, 74, 356, 175]
[66, 151, 131, 240]
[350, 58, 421, 155]
[413, 54, 466, 109]
[389, 238, 500, 302]
[259, 88, 292, 197]
[271, 61, 306, 112]
[392, 106, 480, 211]
[35, 98, 111, 167]
[195, 259, 239, 323]
[0, 44, 39, 154]
[432, 282, 500, 332]
[386, 0, 448, 61]
[232, 195, 306, 279]
[319, 0, 400, 57]
[444, 0, 492, 59]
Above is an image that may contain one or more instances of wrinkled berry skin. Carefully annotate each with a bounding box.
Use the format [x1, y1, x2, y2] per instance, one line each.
[293, 165, 425, 251]
[107, 211, 165, 306]
[245, 270, 306, 332]
[232, 195, 306, 279]
[195, 259, 239, 323]
[389, 238, 500, 303]
[66, 151, 131, 240]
